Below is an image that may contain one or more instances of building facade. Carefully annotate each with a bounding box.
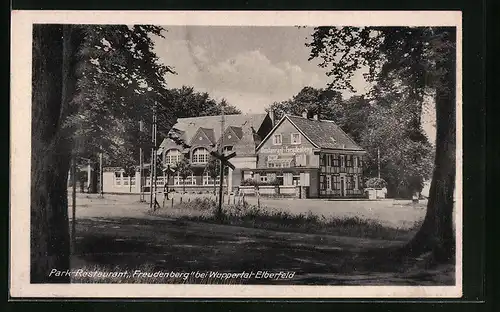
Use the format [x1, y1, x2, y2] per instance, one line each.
[157, 113, 274, 193]
[101, 111, 367, 198]
[253, 113, 366, 198]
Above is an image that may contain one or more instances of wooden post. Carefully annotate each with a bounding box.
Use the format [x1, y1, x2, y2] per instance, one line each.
[377, 148, 381, 179]
[87, 160, 91, 192]
[71, 156, 76, 253]
[171, 197, 174, 208]
[257, 187, 261, 209]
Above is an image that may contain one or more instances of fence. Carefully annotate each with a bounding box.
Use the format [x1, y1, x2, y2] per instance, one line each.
[236, 185, 299, 198]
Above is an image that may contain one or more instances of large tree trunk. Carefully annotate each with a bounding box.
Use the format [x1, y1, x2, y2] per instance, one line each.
[31, 25, 70, 283]
[31, 25, 81, 283]
[404, 29, 457, 263]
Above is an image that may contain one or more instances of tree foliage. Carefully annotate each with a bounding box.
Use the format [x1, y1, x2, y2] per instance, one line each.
[71, 25, 174, 170]
[174, 157, 192, 193]
[204, 156, 220, 195]
[157, 86, 241, 134]
[307, 26, 457, 262]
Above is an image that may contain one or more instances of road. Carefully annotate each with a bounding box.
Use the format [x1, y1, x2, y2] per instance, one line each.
[69, 192, 426, 229]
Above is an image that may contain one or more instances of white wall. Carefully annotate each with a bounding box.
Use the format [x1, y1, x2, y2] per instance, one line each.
[102, 170, 141, 193]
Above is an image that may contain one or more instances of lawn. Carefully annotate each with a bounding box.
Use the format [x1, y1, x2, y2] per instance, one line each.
[68, 193, 453, 285]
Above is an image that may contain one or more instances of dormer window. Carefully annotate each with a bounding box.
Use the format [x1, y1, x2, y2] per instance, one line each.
[273, 134, 282, 145]
[165, 149, 182, 165]
[291, 133, 301, 145]
[222, 146, 233, 155]
[192, 147, 209, 164]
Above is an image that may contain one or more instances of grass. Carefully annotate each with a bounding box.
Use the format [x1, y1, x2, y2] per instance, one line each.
[149, 198, 421, 241]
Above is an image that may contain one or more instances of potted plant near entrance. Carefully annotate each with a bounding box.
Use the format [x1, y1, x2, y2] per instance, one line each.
[365, 177, 387, 200]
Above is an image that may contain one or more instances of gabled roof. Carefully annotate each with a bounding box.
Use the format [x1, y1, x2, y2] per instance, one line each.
[228, 126, 243, 140]
[200, 128, 216, 143]
[257, 114, 365, 152]
[160, 113, 269, 157]
[287, 115, 364, 150]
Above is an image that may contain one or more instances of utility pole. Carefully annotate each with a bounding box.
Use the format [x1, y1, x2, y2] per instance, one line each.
[139, 120, 144, 202]
[153, 103, 158, 210]
[149, 104, 155, 210]
[71, 155, 77, 253]
[217, 108, 225, 220]
[377, 148, 381, 179]
[99, 148, 103, 198]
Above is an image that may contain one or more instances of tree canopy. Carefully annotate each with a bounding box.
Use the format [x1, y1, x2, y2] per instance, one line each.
[70, 25, 174, 170]
[306, 26, 457, 262]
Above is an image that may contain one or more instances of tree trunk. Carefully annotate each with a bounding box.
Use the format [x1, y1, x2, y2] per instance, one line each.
[89, 162, 98, 193]
[404, 30, 456, 263]
[31, 25, 81, 283]
[31, 25, 68, 283]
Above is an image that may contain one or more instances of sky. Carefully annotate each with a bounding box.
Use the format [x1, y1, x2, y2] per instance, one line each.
[153, 26, 436, 143]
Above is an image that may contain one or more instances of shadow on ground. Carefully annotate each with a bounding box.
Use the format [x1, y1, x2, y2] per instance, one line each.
[72, 216, 454, 285]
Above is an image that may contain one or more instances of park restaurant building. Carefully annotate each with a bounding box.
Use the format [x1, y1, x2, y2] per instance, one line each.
[101, 111, 367, 198]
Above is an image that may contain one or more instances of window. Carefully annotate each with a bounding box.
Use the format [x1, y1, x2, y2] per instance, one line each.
[292, 175, 301, 186]
[326, 175, 332, 190]
[273, 134, 282, 145]
[354, 156, 358, 167]
[174, 173, 196, 185]
[192, 147, 209, 164]
[165, 149, 182, 165]
[276, 174, 284, 186]
[114, 172, 122, 185]
[333, 175, 340, 190]
[320, 175, 326, 190]
[340, 155, 345, 167]
[332, 154, 340, 167]
[222, 146, 233, 155]
[260, 174, 268, 182]
[203, 172, 221, 185]
[295, 154, 307, 166]
[291, 133, 301, 144]
[346, 155, 353, 167]
[346, 175, 354, 190]
[320, 154, 326, 166]
[267, 157, 292, 168]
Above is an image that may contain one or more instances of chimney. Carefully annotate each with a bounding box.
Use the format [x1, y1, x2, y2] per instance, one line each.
[313, 114, 319, 121]
[268, 110, 275, 127]
[302, 109, 308, 118]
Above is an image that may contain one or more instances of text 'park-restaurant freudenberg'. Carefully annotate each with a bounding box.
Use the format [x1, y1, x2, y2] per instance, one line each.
[103, 110, 367, 198]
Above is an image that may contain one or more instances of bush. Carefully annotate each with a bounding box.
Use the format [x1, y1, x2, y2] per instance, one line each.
[366, 177, 387, 189]
[177, 197, 217, 211]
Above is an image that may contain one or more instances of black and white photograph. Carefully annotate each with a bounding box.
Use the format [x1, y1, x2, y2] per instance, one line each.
[10, 11, 462, 298]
